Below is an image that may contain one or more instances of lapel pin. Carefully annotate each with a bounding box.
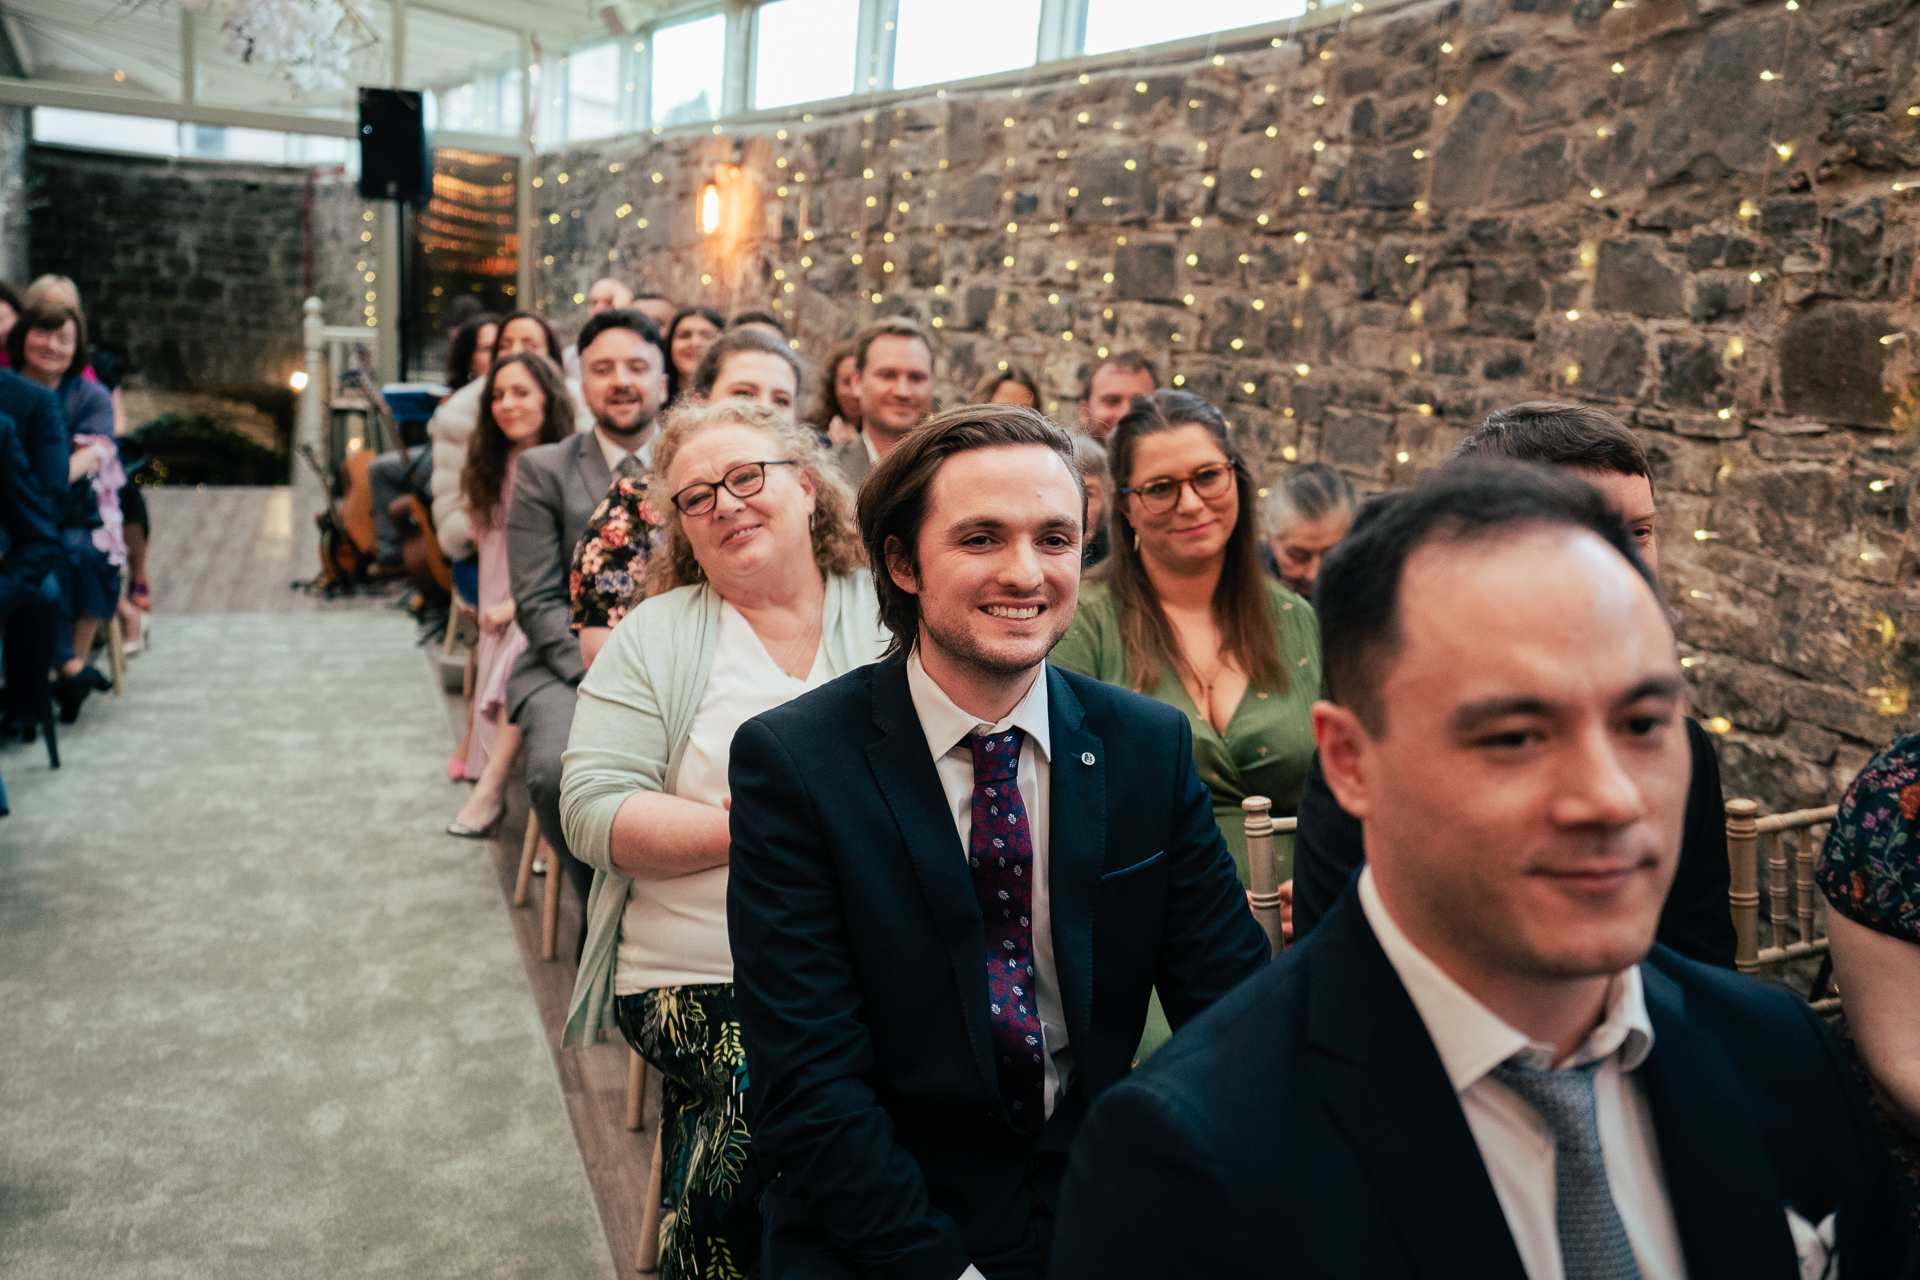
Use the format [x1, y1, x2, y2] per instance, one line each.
[1081, 752, 1095, 766]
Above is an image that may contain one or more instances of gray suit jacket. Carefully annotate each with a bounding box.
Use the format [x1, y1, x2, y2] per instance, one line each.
[829, 436, 872, 492]
[506, 431, 612, 715]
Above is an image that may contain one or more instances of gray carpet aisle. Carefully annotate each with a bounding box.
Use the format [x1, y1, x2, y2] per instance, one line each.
[0, 612, 614, 1279]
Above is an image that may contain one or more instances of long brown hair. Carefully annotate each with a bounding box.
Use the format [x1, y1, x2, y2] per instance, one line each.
[804, 339, 858, 433]
[461, 353, 573, 527]
[1104, 389, 1287, 695]
[645, 399, 865, 595]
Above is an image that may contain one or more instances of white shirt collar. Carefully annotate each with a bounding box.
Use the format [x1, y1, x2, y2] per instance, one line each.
[861, 428, 882, 466]
[595, 421, 657, 477]
[1357, 867, 1653, 1092]
[905, 650, 1052, 765]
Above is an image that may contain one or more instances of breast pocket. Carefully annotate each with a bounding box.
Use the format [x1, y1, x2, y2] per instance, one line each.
[1098, 850, 1167, 900]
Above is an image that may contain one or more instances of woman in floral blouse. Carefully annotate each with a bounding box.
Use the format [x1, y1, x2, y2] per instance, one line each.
[570, 327, 804, 668]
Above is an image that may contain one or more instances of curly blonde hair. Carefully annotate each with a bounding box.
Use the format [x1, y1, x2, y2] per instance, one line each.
[644, 399, 866, 594]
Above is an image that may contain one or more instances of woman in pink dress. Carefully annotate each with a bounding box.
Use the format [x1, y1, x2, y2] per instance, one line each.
[446, 352, 575, 837]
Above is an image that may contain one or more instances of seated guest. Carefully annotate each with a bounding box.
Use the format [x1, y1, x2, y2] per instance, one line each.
[973, 367, 1041, 408]
[804, 339, 861, 447]
[445, 354, 576, 836]
[11, 302, 121, 719]
[1818, 731, 1920, 1224]
[1259, 462, 1353, 595]
[1075, 351, 1157, 440]
[430, 311, 578, 567]
[0, 341, 71, 743]
[727, 404, 1268, 1280]
[0, 403, 58, 631]
[632, 293, 678, 334]
[560, 399, 883, 1278]
[828, 317, 934, 489]
[1069, 432, 1111, 570]
[728, 310, 787, 340]
[664, 307, 724, 406]
[509, 309, 668, 949]
[562, 277, 635, 381]
[1051, 389, 1319, 1054]
[369, 310, 497, 576]
[569, 327, 804, 671]
[1052, 461, 1915, 1280]
[1291, 402, 1737, 969]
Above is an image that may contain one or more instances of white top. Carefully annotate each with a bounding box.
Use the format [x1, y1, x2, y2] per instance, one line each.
[904, 652, 1071, 1115]
[1358, 868, 1686, 1280]
[613, 602, 829, 994]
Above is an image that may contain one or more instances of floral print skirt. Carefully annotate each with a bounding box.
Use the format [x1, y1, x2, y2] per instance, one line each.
[617, 984, 762, 1280]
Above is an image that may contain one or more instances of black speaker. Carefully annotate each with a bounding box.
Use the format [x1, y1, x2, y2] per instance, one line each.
[357, 88, 431, 207]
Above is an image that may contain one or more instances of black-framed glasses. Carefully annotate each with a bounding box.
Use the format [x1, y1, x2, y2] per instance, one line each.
[1119, 463, 1236, 514]
[670, 460, 797, 516]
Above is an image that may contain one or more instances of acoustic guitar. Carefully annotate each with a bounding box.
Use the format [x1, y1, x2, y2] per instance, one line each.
[393, 491, 452, 602]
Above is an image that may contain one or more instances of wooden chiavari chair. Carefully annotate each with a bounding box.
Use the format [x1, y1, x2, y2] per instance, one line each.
[1242, 796, 1297, 957]
[1725, 798, 1840, 1013]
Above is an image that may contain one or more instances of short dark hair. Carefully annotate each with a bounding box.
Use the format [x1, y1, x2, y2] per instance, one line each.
[1079, 350, 1159, 403]
[445, 310, 500, 391]
[634, 292, 670, 304]
[1457, 401, 1649, 481]
[971, 366, 1041, 406]
[576, 308, 666, 367]
[853, 317, 932, 372]
[728, 310, 786, 334]
[492, 310, 565, 365]
[859, 403, 1081, 660]
[692, 326, 803, 398]
[7, 301, 88, 381]
[1317, 459, 1655, 735]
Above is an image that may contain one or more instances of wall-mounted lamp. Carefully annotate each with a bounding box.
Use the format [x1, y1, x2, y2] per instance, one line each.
[700, 182, 720, 236]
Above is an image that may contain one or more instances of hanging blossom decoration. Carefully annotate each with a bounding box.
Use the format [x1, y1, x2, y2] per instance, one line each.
[173, 0, 376, 93]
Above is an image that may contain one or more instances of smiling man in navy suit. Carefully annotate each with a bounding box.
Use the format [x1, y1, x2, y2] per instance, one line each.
[1051, 460, 1914, 1280]
[727, 404, 1269, 1280]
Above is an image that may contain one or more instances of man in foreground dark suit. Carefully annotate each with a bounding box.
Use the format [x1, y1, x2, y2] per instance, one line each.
[1052, 461, 1912, 1280]
[1293, 401, 1737, 968]
[728, 405, 1269, 1280]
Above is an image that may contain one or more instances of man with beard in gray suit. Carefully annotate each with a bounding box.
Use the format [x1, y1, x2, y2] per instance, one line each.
[507, 309, 667, 938]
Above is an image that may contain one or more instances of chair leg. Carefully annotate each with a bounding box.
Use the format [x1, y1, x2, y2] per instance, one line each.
[540, 837, 560, 961]
[106, 615, 127, 695]
[41, 706, 58, 770]
[636, 1124, 664, 1273]
[625, 1049, 647, 1132]
[512, 818, 539, 907]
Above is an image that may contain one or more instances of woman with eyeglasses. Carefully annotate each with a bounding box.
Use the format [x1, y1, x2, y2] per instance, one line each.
[1050, 390, 1322, 1052]
[559, 398, 886, 1280]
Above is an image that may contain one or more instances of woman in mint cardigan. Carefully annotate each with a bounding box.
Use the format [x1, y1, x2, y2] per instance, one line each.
[560, 400, 887, 1280]
[1050, 391, 1322, 1057]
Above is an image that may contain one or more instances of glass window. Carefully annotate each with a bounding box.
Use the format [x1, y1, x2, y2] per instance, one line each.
[32, 108, 178, 158]
[567, 42, 624, 141]
[892, 0, 1040, 89]
[753, 0, 860, 109]
[652, 13, 727, 127]
[1082, 0, 1300, 56]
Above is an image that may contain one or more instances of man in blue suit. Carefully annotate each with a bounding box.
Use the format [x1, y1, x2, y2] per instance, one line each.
[0, 367, 66, 737]
[1052, 461, 1913, 1280]
[0, 409, 57, 617]
[727, 404, 1269, 1280]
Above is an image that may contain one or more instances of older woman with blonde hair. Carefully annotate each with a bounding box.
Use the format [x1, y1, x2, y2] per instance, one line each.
[559, 398, 886, 1280]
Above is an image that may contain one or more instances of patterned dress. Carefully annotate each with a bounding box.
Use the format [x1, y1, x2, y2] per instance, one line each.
[570, 475, 659, 633]
[1816, 730, 1920, 1225]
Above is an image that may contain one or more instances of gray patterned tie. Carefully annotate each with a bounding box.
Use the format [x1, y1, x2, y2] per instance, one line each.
[1487, 1058, 1642, 1280]
[614, 452, 643, 483]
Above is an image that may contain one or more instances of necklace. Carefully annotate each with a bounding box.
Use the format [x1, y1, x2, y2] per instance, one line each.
[766, 610, 822, 679]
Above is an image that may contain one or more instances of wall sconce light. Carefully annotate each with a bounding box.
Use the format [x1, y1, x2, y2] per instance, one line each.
[700, 182, 720, 235]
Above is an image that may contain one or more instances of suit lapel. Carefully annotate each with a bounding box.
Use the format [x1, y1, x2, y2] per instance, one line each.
[1043, 668, 1100, 1067]
[573, 429, 611, 508]
[863, 660, 1002, 1109]
[1637, 962, 1799, 1276]
[1305, 895, 1530, 1280]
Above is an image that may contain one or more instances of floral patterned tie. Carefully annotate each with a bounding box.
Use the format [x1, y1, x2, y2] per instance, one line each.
[967, 728, 1044, 1134]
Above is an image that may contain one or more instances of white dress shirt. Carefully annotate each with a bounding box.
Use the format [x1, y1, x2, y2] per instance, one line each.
[905, 652, 1072, 1115]
[594, 422, 656, 480]
[1358, 868, 1688, 1280]
[861, 428, 882, 467]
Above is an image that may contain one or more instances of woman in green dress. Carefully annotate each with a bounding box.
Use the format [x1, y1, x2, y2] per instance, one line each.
[1050, 390, 1322, 1051]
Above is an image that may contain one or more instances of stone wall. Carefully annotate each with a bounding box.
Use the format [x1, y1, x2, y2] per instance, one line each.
[560, 0, 1914, 808]
[28, 146, 364, 416]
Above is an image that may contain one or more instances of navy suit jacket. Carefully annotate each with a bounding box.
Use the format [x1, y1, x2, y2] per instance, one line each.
[728, 658, 1271, 1280]
[0, 411, 57, 618]
[0, 367, 69, 498]
[1052, 883, 1916, 1280]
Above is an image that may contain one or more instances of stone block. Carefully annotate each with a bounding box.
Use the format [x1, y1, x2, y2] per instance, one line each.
[1470, 262, 1548, 337]
[1344, 148, 1421, 210]
[1686, 656, 1792, 732]
[1655, 337, 1725, 410]
[1490, 133, 1575, 207]
[1536, 318, 1649, 401]
[1824, 197, 1885, 296]
[1319, 406, 1395, 476]
[1114, 242, 1178, 303]
[1070, 149, 1153, 223]
[1778, 304, 1898, 428]
[1593, 238, 1685, 317]
[1431, 90, 1513, 209]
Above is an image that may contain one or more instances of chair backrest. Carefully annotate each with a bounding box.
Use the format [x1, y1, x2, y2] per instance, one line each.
[1725, 798, 1839, 1013]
